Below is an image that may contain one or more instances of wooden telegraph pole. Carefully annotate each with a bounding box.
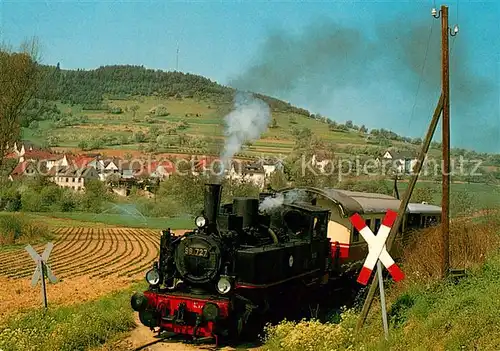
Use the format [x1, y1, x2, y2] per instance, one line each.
[434, 3, 458, 278]
[356, 3, 460, 331]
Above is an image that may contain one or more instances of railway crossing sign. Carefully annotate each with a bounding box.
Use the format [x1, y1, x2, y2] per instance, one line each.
[25, 243, 58, 308]
[350, 209, 404, 340]
[350, 210, 404, 286]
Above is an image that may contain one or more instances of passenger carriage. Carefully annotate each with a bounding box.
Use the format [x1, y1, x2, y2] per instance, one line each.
[276, 187, 442, 277]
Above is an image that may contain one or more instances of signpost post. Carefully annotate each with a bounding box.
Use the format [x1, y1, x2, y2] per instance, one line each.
[350, 210, 405, 340]
[25, 243, 58, 309]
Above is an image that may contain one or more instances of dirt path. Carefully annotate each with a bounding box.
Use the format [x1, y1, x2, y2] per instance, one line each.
[108, 316, 262, 351]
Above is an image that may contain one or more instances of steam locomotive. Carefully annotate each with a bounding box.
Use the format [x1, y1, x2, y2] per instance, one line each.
[131, 183, 334, 345]
[131, 183, 441, 345]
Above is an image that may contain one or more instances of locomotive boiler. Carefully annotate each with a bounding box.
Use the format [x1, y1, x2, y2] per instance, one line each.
[131, 183, 333, 344]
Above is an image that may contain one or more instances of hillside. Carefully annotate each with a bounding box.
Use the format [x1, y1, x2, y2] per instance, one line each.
[20, 65, 500, 180]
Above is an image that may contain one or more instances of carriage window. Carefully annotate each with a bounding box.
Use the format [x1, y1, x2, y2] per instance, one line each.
[374, 218, 381, 233]
[352, 219, 373, 242]
[352, 226, 360, 242]
[407, 214, 420, 229]
[426, 216, 438, 227]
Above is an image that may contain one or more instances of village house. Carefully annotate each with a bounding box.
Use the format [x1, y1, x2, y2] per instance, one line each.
[229, 160, 266, 189]
[378, 150, 419, 174]
[8, 160, 47, 181]
[260, 157, 284, 177]
[141, 160, 176, 180]
[48, 165, 99, 191]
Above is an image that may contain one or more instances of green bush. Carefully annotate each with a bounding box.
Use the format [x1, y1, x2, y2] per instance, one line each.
[410, 186, 434, 204]
[262, 309, 358, 351]
[0, 213, 51, 245]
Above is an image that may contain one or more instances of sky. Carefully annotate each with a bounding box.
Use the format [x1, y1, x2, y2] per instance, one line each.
[1, 0, 499, 153]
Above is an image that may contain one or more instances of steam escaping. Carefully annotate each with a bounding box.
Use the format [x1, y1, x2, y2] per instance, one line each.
[259, 189, 308, 214]
[219, 91, 271, 174]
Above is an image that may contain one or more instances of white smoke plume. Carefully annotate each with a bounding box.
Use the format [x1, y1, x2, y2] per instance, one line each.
[259, 189, 308, 214]
[220, 91, 271, 174]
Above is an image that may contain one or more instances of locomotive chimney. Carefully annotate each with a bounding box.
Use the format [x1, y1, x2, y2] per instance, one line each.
[204, 183, 222, 226]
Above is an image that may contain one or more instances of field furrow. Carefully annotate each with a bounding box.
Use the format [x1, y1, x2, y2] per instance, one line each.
[0, 226, 189, 321]
[0, 227, 72, 267]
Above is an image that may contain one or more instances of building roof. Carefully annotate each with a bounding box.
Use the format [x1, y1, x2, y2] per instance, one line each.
[23, 150, 58, 160]
[61, 155, 95, 169]
[50, 165, 97, 178]
[9, 160, 47, 178]
[243, 162, 265, 174]
[276, 186, 442, 217]
[120, 161, 143, 171]
[10, 162, 29, 177]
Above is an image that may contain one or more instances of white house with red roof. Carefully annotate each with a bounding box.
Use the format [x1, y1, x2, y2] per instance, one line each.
[48, 165, 99, 191]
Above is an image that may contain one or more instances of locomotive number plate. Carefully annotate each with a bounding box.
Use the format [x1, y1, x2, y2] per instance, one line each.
[185, 247, 209, 258]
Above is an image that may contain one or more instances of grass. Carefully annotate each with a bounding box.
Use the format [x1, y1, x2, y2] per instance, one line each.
[0, 212, 109, 229]
[0, 282, 146, 351]
[29, 211, 193, 230]
[0, 212, 53, 249]
[394, 180, 499, 210]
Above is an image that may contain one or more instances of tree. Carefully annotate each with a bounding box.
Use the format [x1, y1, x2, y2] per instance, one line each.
[269, 170, 288, 190]
[130, 104, 140, 118]
[0, 38, 41, 167]
[270, 118, 278, 128]
[410, 186, 434, 204]
[134, 131, 146, 143]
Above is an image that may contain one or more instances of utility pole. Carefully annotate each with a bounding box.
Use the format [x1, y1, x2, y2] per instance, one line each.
[433, 4, 458, 278]
[356, 4, 459, 331]
[441, 4, 450, 279]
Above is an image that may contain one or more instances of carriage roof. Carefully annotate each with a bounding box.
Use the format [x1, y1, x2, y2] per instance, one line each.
[277, 186, 442, 217]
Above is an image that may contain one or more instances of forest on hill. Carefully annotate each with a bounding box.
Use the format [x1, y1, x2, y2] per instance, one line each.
[36, 64, 312, 117]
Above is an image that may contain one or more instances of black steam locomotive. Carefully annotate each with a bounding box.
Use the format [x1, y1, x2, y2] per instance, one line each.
[131, 183, 333, 344]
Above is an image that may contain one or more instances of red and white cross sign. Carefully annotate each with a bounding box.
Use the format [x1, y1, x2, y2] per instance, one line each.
[350, 210, 405, 285]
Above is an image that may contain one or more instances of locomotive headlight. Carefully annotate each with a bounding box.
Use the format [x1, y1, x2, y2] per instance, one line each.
[216, 276, 231, 294]
[145, 268, 160, 286]
[195, 216, 206, 228]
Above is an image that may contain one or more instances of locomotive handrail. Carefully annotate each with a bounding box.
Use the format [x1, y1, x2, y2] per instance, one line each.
[275, 186, 350, 217]
[266, 226, 278, 244]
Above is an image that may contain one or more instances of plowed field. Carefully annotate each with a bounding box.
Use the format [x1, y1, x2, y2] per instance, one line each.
[0, 227, 186, 321]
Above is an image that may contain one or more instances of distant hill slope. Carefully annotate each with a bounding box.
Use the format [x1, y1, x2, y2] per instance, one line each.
[19, 64, 499, 182]
[37, 64, 312, 117]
